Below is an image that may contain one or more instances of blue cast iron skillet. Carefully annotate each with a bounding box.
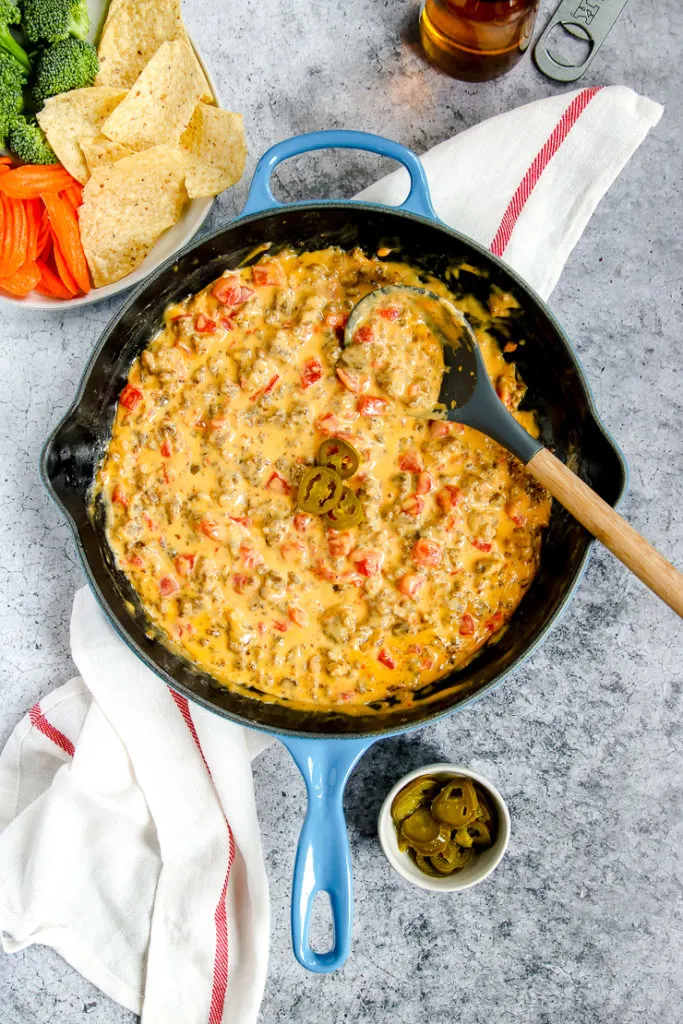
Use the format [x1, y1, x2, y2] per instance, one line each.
[41, 131, 626, 973]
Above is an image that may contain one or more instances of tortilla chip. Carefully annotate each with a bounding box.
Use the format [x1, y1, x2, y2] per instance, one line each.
[101, 40, 205, 152]
[96, 0, 213, 102]
[179, 104, 246, 198]
[36, 87, 127, 184]
[79, 145, 188, 287]
[80, 136, 134, 173]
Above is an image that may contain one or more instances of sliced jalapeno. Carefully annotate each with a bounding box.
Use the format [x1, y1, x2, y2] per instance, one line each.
[431, 776, 479, 828]
[400, 807, 450, 856]
[297, 466, 344, 514]
[455, 821, 491, 849]
[325, 485, 364, 528]
[414, 854, 440, 877]
[391, 776, 441, 825]
[317, 437, 360, 479]
[431, 844, 472, 874]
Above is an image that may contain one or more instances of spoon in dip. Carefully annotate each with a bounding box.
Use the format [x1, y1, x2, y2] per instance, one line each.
[345, 285, 683, 618]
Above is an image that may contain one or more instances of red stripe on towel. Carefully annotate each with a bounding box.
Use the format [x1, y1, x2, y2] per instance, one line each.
[170, 690, 235, 1024]
[490, 86, 602, 257]
[29, 703, 75, 757]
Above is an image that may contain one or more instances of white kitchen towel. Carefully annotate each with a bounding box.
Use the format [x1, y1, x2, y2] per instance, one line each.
[0, 85, 663, 1023]
[359, 85, 662, 300]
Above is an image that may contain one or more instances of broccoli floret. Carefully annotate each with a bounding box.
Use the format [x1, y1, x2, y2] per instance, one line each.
[0, 49, 25, 142]
[20, 0, 89, 45]
[33, 36, 98, 101]
[8, 113, 57, 163]
[0, 0, 30, 72]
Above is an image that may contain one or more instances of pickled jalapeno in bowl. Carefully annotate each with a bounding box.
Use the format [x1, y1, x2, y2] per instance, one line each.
[378, 764, 511, 892]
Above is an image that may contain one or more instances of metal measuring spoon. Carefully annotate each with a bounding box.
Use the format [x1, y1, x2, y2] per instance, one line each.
[345, 285, 683, 618]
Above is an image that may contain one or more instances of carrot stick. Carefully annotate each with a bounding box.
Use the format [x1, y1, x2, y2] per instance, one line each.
[0, 156, 14, 165]
[0, 259, 41, 297]
[25, 198, 42, 262]
[0, 165, 77, 199]
[41, 192, 90, 294]
[0, 194, 14, 277]
[0, 166, 10, 176]
[10, 198, 28, 273]
[36, 258, 73, 299]
[62, 183, 83, 211]
[52, 236, 79, 296]
[36, 207, 51, 257]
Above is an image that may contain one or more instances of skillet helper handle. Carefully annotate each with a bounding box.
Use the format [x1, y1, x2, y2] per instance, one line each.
[241, 129, 437, 220]
[527, 447, 683, 618]
[281, 736, 373, 973]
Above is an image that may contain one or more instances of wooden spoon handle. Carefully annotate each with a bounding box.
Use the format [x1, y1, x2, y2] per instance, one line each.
[526, 447, 683, 619]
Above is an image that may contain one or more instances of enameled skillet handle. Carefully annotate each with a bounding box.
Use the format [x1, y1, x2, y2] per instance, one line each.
[241, 129, 437, 220]
[280, 735, 374, 972]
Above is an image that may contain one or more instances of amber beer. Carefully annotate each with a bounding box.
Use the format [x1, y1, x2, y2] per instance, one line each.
[419, 0, 540, 81]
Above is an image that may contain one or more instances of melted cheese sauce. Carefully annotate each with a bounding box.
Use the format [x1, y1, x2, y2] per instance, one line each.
[94, 248, 551, 712]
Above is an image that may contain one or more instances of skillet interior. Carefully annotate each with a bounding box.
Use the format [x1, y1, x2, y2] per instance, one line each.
[41, 203, 627, 737]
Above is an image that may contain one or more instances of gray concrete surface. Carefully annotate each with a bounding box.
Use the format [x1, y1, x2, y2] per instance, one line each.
[1, 0, 682, 1021]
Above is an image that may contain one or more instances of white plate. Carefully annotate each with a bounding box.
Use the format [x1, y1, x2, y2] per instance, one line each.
[1, 0, 220, 311]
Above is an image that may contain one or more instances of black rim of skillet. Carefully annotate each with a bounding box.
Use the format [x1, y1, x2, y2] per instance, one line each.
[40, 200, 628, 740]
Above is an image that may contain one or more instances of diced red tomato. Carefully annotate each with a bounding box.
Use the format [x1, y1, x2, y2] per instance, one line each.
[327, 530, 353, 558]
[416, 471, 433, 495]
[228, 515, 252, 527]
[485, 611, 504, 633]
[398, 449, 424, 473]
[428, 419, 453, 439]
[471, 537, 492, 552]
[252, 262, 283, 287]
[266, 471, 291, 496]
[232, 573, 254, 594]
[112, 483, 128, 508]
[357, 395, 388, 417]
[315, 412, 342, 436]
[280, 540, 308, 563]
[397, 573, 424, 600]
[354, 325, 374, 344]
[459, 613, 475, 636]
[436, 485, 461, 513]
[272, 620, 288, 633]
[506, 499, 527, 527]
[159, 575, 180, 597]
[212, 276, 253, 307]
[378, 648, 397, 670]
[288, 606, 308, 627]
[174, 553, 195, 577]
[160, 438, 172, 458]
[349, 548, 383, 577]
[198, 519, 221, 540]
[324, 312, 348, 330]
[336, 367, 368, 394]
[119, 384, 142, 411]
[378, 306, 400, 321]
[293, 512, 312, 534]
[313, 561, 364, 586]
[219, 316, 236, 331]
[401, 494, 425, 517]
[240, 544, 263, 569]
[250, 373, 280, 402]
[194, 313, 216, 334]
[143, 512, 154, 530]
[411, 538, 442, 568]
[300, 358, 323, 389]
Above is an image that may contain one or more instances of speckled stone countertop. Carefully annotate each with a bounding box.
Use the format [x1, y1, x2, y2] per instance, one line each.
[1, 1, 682, 1021]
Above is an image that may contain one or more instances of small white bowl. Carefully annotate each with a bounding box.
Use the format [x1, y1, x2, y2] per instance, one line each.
[378, 763, 510, 893]
[0, 2, 220, 311]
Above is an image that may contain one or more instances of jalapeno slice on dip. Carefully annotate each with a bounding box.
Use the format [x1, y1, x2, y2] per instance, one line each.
[297, 466, 344, 515]
[325, 485, 364, 528]
[316, 437, 360, 479]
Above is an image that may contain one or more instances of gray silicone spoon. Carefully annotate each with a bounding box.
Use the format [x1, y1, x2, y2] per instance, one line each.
[345, 285, 683, 619]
